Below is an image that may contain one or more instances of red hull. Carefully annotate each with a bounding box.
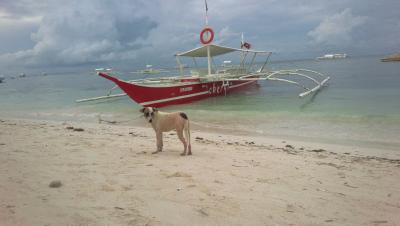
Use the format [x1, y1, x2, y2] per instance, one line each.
[98, 72, 258, 107]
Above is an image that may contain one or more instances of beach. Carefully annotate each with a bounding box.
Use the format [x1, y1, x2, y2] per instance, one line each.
[1, 0, 400, 225]
[1, 118, 399, 226]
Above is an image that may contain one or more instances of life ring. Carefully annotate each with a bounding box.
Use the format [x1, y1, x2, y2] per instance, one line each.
[200, 27, 214, 45]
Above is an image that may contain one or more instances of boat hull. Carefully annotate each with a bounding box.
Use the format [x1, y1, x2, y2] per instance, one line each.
[98, 72, 258, 107]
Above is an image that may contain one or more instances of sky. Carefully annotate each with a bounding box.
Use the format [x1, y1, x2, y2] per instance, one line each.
[0, 0, 399, 72]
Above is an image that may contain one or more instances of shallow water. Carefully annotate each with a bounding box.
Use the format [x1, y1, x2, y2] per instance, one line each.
[1, 56, 400, 149]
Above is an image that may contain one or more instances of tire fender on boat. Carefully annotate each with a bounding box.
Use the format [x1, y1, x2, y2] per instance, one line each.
[200, 27, 214, 45]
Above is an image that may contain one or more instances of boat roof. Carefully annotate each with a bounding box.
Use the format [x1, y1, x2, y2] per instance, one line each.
[175, 44, 270, 57]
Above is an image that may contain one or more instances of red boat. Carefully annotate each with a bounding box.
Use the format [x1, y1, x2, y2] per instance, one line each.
[76, 7, 330, 107]
[94, 44, 274, 107]
[97, 73, 259, 108]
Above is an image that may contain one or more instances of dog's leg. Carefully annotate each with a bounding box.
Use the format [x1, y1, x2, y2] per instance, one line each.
[184, 122, 192, 155]
[177, 130, 187, 156]
[153, 132, 163, 154]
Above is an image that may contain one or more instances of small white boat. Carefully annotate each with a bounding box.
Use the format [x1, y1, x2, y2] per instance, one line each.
[141, 65, 161, 74]
[222, 60, 232, 66]
[95, 68, 112, 72]
[131, 65, 170, 75]
[317, 54, 347, 60]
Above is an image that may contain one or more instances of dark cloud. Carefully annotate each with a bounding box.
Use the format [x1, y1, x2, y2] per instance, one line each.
[0, 0, 158, 67]
[0, 0, 48, 19]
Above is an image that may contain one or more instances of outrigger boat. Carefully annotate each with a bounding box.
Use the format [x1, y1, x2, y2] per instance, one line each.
[77, 4, 330, 107]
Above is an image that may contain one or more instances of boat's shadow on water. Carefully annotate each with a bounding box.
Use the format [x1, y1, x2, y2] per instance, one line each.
[300, 85, 329, 109]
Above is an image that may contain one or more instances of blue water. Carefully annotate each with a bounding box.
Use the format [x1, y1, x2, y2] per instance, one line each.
[1, 56, 400, 149]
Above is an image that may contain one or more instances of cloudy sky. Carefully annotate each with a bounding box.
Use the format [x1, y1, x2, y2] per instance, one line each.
[0, 0, 399, 71]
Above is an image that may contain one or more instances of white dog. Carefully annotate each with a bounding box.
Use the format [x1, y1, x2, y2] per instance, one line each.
[140, 107, 192, 156]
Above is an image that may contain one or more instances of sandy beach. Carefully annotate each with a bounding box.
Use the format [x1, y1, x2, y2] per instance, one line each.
[1, 118, 400, 226]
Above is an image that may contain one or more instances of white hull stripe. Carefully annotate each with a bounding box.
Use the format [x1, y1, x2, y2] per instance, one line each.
[139, 91, 209, 105]
[139, 80, 255, 105]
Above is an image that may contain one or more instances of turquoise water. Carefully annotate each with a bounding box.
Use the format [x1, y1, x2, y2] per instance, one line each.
[1, 56, 400, 149]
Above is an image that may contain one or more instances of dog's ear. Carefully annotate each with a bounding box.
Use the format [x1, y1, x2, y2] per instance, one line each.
[139, 107, 145, 113]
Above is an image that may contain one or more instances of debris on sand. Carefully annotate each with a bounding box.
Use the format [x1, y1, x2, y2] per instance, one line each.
[281, 146, 298, 155]
[73, 128, 84, 132]
[65, 126, 84, 131]
[167, 172, 192, 178]
[286, 204, 295, 213]
[371, 220, 388, 224]
[49, 180, 62, 188]
[310, 149, 326, 153]
[343, 182, 358, 188]
[197, 208, 209, 216]
[98, 115, 118, 124]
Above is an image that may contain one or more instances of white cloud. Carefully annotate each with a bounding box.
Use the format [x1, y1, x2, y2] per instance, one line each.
[308, 8, 367, 46]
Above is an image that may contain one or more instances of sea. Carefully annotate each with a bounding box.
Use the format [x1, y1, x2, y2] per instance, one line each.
[1, 56, 400, 151]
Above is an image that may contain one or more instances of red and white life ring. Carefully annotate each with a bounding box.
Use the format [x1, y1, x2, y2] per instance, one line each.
[200, 27, 214, 45]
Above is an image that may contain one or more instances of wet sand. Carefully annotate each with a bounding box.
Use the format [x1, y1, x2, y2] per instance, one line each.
[1, 118, 399, 226]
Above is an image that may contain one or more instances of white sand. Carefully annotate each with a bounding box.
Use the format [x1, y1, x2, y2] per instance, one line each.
[1, 118, 399, 226]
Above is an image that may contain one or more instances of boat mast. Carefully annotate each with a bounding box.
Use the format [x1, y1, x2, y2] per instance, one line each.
[205, 0, 212, 76]
[240, 33, 244, 69]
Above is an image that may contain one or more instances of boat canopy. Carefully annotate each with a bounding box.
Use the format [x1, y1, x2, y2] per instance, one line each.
[175, 44, 270, 58]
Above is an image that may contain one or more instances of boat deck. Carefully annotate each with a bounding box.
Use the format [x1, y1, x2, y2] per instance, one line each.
[128, 72, 255, 87]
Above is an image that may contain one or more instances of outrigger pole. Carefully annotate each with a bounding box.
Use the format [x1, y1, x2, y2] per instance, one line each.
[75, 83, 126, 103]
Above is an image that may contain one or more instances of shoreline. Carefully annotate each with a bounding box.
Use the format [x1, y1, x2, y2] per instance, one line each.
[2, 114, 400, 157]
[1, 118, 400, 225]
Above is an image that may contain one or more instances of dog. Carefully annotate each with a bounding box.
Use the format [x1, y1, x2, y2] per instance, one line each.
[140, 107, 192, 156]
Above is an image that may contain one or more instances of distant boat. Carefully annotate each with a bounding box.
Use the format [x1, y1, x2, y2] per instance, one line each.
[140, 65, 161, 74]
[130, 65, 170, 75]
[95, 68, 112, 72]
[316, 54, 347, 60]
[19, 73, 26, 78]
[222, 60, 232, 67]
[381, 53, 400, 62]
[0, 75, 4, 83]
